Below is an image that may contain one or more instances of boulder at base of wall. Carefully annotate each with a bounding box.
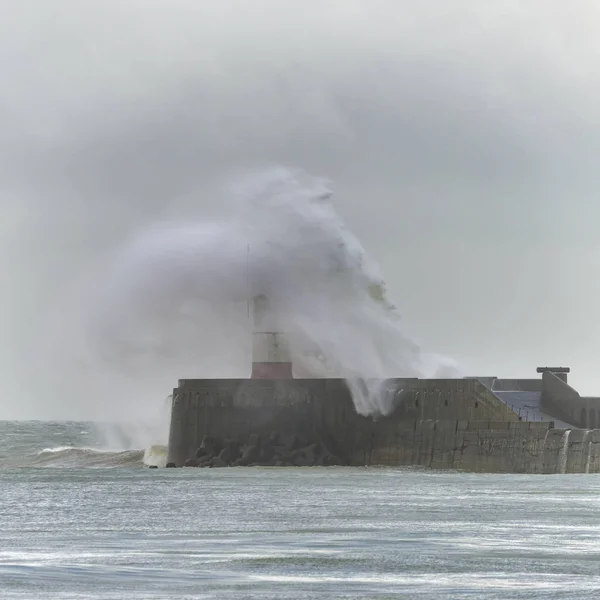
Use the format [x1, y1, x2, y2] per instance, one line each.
[281, 433, 306, 452]
[218, 442, 240, 464]
[292, 443, 320, 466]
[181, 432, 342, 468]
[196, 435, 223, 459]
[236, 442, 260, 466]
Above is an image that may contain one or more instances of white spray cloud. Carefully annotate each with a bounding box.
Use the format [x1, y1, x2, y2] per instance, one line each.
[35, 167, 460, 423]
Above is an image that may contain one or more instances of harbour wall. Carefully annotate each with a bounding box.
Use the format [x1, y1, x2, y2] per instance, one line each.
[541, 371, 600, 429]
[369, 420, 600, 474]
[167, 378, 598, 473]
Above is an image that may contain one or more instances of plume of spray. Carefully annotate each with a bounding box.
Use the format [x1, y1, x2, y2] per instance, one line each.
[34, 167, 460, 452]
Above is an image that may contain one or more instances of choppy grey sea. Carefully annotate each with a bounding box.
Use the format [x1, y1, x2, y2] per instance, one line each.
[1, 420, 600, 599]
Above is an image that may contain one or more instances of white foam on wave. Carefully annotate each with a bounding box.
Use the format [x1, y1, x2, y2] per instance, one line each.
[38, 446, 81, 454]
[38, 445, 131, 455]
[31, 446, 145, 468]
[143, 445, 168, 468]
[15, 442, 167, 469]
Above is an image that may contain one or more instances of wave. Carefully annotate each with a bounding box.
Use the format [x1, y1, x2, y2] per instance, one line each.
[35, 167, 460, 421]
[13, 444, 168, 469]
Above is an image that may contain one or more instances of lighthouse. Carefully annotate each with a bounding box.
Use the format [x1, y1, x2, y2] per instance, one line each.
[250, 294, 293, 379]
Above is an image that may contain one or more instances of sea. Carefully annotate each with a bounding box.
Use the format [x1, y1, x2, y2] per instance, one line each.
[1, 421, 600, 599]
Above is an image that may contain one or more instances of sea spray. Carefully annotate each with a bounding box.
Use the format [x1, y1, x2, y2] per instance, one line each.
[584, 430, 592, 474]
[34, 167, 459, 423]
[539, 429, 551, 473]
[558, 430, 571, 474]
[89, 395, 171, 464]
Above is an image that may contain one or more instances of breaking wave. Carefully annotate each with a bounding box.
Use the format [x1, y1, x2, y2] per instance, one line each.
[22, 444, 167, 468]
[35, 167, 460, 420]
[0, 422, 167, 469]
[31, 446, 146, 468]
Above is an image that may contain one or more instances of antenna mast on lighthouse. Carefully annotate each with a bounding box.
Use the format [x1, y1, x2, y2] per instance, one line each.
[246, 243, 250, 319]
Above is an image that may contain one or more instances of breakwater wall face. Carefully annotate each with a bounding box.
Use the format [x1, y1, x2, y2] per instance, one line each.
[167, 378, 597, 473]
[371, 421, 600, 474]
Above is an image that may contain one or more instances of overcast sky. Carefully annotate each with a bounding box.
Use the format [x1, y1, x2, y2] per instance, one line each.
[2, 1, 600, 418]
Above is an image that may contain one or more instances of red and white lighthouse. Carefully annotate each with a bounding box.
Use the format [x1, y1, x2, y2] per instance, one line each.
[250, 294, 293, 379]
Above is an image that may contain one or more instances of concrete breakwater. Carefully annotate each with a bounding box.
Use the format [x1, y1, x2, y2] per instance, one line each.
[379, 420, 600, 474]
[167, 377, 514, 467]
[172, 431, 343, 468]
[169, 416, 600, 474]
[166, 377, 600, 473]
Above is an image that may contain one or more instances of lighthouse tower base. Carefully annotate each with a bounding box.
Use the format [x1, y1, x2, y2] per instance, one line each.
[251, 296, 293, 379]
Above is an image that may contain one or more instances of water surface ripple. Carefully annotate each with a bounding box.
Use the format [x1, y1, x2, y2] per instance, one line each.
[3, 464, 600, 598]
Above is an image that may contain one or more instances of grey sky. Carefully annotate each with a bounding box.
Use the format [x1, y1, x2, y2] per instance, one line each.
[2, 1, 600, 418]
